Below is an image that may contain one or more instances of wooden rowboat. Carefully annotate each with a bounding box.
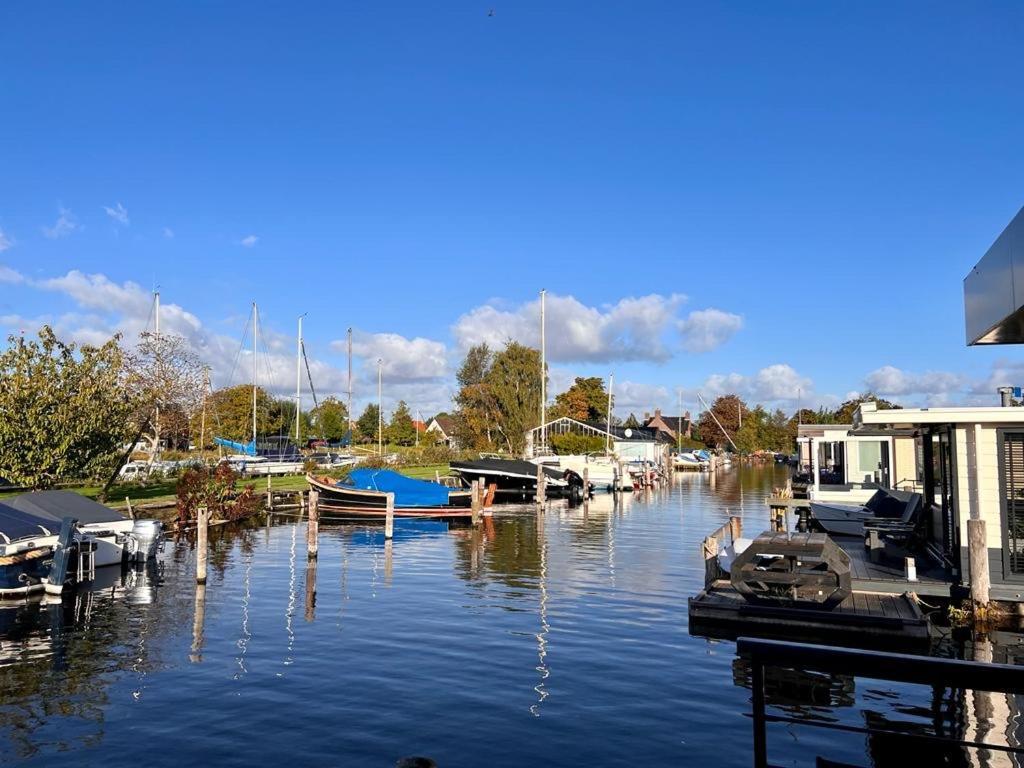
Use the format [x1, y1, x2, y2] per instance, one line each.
[306, 474, 474, 521]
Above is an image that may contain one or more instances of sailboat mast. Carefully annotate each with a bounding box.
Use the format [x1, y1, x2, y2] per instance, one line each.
[252, 302, 258, 446]
[200, 367, 209, 457]
[678, 389, 682, 453]
[347, 327, 353, 433]
[153, 290, 160, 460]
[606, 373, 614, 454]
[377, 358, 383, 456]
[295, 314, 304, 443]
[540, 289, 546, 452]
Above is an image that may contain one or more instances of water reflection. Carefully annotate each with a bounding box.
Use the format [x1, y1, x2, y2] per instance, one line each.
[3, 466, 1024, 767]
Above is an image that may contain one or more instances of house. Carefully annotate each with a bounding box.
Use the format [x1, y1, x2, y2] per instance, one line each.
[426, 415, 457, 449]
[643, 409, 692, 442]
[797, 422, 919, 503]
[412, 420, 427, 434]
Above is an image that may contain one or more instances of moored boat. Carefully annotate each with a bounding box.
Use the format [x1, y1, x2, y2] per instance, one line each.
[307, 470, 473, 520]
[530, 454, 619, 491]
[450, 457, 573, 499]
[0, 502, 58, 597]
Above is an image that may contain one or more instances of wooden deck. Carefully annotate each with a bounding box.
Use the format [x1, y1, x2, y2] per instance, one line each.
[831, 534, 953, 597]
[689, 580, 930, 650]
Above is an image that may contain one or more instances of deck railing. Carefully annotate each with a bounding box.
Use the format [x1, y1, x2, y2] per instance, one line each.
[701, 516, 741, 588]
[738, 637, 1024, 768]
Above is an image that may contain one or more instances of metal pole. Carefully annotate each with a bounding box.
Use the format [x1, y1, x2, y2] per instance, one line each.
[696, 392, 738, 452]
[154, 290, 160, 460]
[540, 289, 546, 452]
[347, 327, 353, 434]
[252, 302, 258, 446]
[295, 314, 304, 444]
[377, 358, 383, 456]
[606, 373, 614, 454]
[677, 389, 682, 453]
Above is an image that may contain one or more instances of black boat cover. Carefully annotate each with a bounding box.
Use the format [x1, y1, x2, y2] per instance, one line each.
[7, 490, 126, 526]
[0, 501, 55, 543]
[451, 458, 566, 483]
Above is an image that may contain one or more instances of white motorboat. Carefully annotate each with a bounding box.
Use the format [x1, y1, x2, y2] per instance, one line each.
[531, 454, 621, 491]
[7, 491, 161, 567]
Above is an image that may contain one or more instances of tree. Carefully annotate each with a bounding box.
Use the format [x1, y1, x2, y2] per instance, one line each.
[201, 385, 286, 443]
[123, 331, 205, 455]
[623, 413, 641, 429]
[453, 343, 496, 450]
[356, 403, 381, 445]
[386, 400, 417, 446]
[0, 327, 139, 488]
[697, 394, 746, 449]
[484, 341, 543, 455]
[832, 393, 900, 424]
[309, 396, 349, 442]
[551, 376, 608, 422]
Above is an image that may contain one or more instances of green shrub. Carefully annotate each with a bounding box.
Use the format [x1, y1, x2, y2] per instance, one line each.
[549, 434, 606, 455]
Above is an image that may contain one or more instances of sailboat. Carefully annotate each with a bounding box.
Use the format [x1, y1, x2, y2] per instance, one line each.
[214, 302, 304, 474]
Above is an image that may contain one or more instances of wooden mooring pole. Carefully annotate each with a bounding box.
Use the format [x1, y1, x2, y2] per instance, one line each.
[266, 473, 273, 510]
[471, 480, 482, 526]
[307, 489, 319, 560]
[968, 518, 991, 607]
[190, 582, 206, 663]
[385, 492, 395, 539]
[196, 505, 208, 585]
[535, 464, 546, 504]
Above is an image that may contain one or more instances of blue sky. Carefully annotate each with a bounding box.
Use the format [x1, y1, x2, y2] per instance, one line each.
[1, 2, 1023, 418]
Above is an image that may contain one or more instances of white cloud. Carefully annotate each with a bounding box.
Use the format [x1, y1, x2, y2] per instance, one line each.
[864, 365, 967, 397]
[689, 363, 816, 408]
[336, 331, 448, 382]
[453, 292, 690, 363]
[0, 229, 12, 253]
[163, 227, 174, 239]
[0, 264, 24, 284]
[240, 235, 258, 248]
[103, 202, 129, 226]
[614, 380, 670, 413]
[42, 207, 78, 239]
[677, 308, 743, 353]
[38, 270, 154, 317]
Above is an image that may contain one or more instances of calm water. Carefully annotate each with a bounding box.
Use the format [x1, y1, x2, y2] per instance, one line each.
[2, 465, 1023, 767]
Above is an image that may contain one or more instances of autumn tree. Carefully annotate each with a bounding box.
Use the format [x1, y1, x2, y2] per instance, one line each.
[484, 341, 543, 455]
[698, 394, 746, 449]
[123, 331, 205, 455]
[551, 376, 608, 422]
[0, 327, 139, 488]
[623, 413, 641, 429]
[202, 385, 288, 443]
[832, 393, 900, 423]
[309, 396, 349, 443]
[453, 343, 496, 450]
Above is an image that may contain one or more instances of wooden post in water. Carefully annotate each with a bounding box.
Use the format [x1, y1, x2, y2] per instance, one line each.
[729, 515, 742, 543]
[190, 582, 206, 663]
[304, 558, 317, 621]
[471, 480, 481, 526]
[196, 505, 208, 585]
[583, 467, 589, 498]
[385, 492, 395, 539]
[968, 518, 991, 607]
[307, 489, 319, 560]
[535, 463, 546, 504]
[266, 472, 273, 510]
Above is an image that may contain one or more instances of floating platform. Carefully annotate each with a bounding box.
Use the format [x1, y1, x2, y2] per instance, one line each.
[689, 580, 930, 650]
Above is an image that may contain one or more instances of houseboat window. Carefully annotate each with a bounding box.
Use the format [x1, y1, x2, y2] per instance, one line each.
[1000, 431, 1024, 575]
[855, 440, 883, 484]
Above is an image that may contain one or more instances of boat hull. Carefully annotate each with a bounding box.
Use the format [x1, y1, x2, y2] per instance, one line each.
[450, 459, 572, 499]
[306, 475, 473, 520]
[808, 502, 870, 537]
[0, 547, 53, 597]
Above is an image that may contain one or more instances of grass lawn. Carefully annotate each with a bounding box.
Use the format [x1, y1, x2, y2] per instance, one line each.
[0, 465, 452, 509]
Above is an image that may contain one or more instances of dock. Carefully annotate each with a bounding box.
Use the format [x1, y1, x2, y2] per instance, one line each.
[690, 516, 935, 649]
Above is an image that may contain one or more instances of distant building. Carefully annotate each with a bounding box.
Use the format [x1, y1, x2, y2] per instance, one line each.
[643, 409, 692, 442]
[412, 420, 427, 434]
[426, 415, 458, 449]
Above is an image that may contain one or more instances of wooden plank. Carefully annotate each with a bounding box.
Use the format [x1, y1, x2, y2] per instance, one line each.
[864, 592, 884, 618]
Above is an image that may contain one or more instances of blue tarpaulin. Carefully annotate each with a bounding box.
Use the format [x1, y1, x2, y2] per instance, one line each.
[339, 469, 451, 507]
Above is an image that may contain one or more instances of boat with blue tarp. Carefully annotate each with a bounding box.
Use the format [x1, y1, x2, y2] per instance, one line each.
[306, 470, 473, 520]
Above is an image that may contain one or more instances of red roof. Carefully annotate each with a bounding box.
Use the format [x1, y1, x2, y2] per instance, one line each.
[412, 420, 427, 432]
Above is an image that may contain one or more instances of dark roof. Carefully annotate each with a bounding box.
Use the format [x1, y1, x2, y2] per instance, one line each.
[7, 490, 126, 525]
[432, 415, 456, 435]
[645, 414, 689, 429]
[584, 423, 669, 443]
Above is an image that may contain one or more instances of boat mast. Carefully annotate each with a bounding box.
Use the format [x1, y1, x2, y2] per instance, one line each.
[606, 373, 614, 454]
[295, 314, 304, 444]
[347, 327, 353, 436]
[200, 366, 209, 457]
[377, 358, 383, 456]
[540, 289, 546, 453]
[153, 290, 160, 460]
[252, 301, 258, 446]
